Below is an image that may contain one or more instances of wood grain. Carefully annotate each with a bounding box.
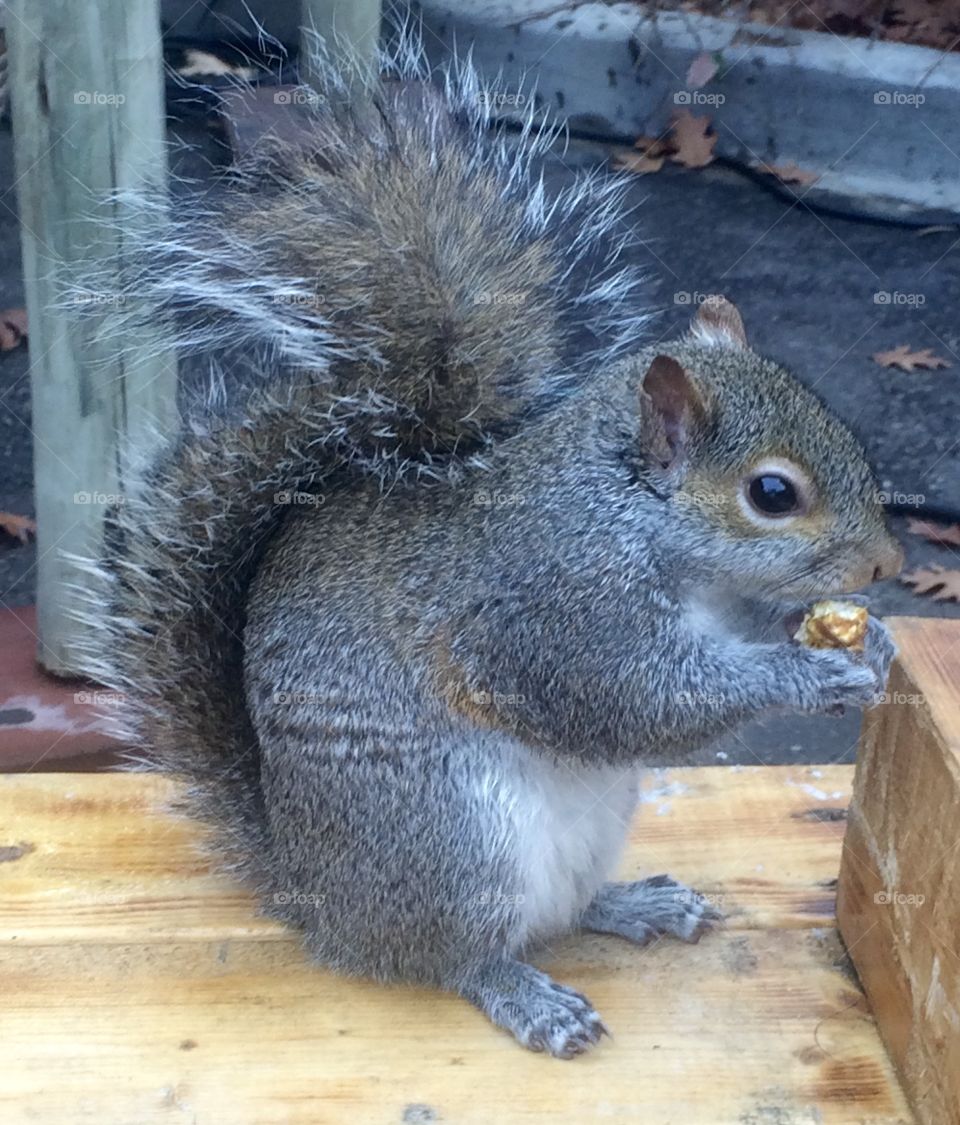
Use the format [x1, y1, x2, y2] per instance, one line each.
[1, 765, 913, 1124]
[6, 0, 177, 674]
[838, 616, 960, 1125]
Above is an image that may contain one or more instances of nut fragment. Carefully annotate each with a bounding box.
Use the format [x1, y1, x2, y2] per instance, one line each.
[794, 600, 868, 651]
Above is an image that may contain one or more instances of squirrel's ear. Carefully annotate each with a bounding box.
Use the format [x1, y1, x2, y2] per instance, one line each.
[691, 295, 747, 348]
[639, 355, 705, 479]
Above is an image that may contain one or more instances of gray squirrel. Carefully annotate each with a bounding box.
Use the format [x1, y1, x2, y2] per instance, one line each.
[82, 41, 903, 1057]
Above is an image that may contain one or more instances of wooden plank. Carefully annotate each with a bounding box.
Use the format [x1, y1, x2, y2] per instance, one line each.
[0, 766, 913, 1123]
[838, 616, 960, 1125]
[1, 766, 852, 944]
[0, 931, 911, 1125]
[6, 0, 177, 674]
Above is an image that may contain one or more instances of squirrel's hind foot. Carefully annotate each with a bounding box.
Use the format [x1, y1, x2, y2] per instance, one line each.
[455, 958, 609, 1059]
[581, 875, 723, 945]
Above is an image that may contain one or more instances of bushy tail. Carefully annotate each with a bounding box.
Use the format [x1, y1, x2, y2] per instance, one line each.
[77, 35, 647, 857]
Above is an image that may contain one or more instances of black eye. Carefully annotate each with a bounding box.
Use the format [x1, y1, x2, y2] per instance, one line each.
[748, 473, 799, 516]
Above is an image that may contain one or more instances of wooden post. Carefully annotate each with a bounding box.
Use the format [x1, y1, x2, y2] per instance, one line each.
[7, 0, 177, 675]
[299, 0, 382, 95]
[838, 616, 960, 1125]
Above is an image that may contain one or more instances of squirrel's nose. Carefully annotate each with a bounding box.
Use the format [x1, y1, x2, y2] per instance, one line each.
[872, 541, 904, 583]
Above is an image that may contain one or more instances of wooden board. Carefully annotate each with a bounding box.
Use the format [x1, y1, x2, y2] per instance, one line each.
[7, 0, 177, 674]
[1, 766, 913, 1124]
[838, 616, 960, 1125]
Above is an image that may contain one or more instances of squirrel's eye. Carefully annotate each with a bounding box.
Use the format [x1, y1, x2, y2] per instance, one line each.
[748, 473, 800, 516]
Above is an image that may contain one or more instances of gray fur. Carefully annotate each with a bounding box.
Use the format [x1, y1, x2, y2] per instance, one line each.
[77, 38, 902, 1058]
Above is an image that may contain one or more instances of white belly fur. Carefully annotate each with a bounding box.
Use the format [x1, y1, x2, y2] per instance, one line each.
[501, 749, 639, 944]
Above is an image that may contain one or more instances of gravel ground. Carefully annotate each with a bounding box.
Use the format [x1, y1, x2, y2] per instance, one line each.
[0, 118, 957, 765]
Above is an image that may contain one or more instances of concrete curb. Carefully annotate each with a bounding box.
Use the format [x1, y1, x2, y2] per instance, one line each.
[417, 1, 960, 220]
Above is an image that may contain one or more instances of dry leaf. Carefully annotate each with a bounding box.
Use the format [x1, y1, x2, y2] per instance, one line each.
[686, 52, 719, 89]
[872, 345, 950, 372]
[890, 0, 951, 39]
[633, 134, 675, 158]
[907, 518, 960, 547]
[612, 149, 665, 175]
[732, 0, 959, 51]
[900, 564, 960, 602]
[0, 307, 27, 352]
[0, 512, 36, 544]
[669, 110, 716, 169]
[756, 161, 820, 186]
[614, 133, 675, 177]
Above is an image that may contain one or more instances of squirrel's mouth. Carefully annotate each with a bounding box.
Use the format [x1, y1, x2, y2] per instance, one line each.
[774, 537, 903, 600]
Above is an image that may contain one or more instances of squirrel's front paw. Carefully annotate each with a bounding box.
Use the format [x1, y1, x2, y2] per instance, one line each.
[862, 614, 896, 692]
[786, 639, 886, 715]
[780, 612, 896, 715]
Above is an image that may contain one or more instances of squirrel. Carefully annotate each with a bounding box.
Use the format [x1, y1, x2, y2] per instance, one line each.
[80, 38, 903, 1058]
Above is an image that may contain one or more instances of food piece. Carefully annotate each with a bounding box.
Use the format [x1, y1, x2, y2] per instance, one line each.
[794, 600, 868, 651]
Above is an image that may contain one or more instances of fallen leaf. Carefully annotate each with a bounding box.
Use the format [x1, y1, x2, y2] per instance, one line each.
[177, 48, 260, 81]
[890, 0, 951, 39]
[669, 110, 716, 169]
[0, 307, 27, 352]
[872, 345, 950, 372]
[613, 132, 675, 176]
[612, 149, 665, 175]
[633, 133, 675, 158]
[686, 51, 719, 89]
[900, 564, 960, 602]
[907, 518, 960, 547]
[733, 0, 959, 51]
[0, 512, 36, 544]
[755, 161, 820, 186]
